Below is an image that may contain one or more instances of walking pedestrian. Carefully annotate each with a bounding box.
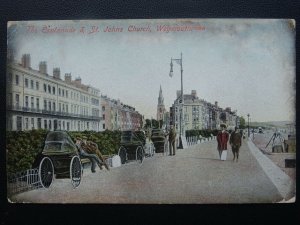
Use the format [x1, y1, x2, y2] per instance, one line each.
[217, 124, 229, 161]
[168, 125, 176, 156]
[229, 127, 242, 162]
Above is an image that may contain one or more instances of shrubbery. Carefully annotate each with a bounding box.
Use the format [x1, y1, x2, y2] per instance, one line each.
[6, 129, 122, 174]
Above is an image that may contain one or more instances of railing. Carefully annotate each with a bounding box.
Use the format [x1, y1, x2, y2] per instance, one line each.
[7, 105, 102, 120]
[186, 135, 216, 146]
[7, 168, 42, 197]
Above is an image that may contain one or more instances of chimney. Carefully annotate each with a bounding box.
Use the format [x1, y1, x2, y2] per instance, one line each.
[191, 90, 197, 98]
[53, 68, 61, 79]
[74, 77, 82, 85]
[226, 107, 231, 112]
[21, 54, 31, 68]
[39, 61, 47, 74]
[65, 73, 72, 83]
[215, 101, 218, 107]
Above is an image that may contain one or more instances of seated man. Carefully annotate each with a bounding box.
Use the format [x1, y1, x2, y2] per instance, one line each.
[80, 136, 110, 171]
[75, 137, 104, 173]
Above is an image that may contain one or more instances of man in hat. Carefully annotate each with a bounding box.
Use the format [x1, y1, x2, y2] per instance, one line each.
[229, 126, 242, 162]
[80, 136, 110, 170]
[168, 125, 176, 156]
[217, 124, 229, 160]
[75, 137, 103, 173]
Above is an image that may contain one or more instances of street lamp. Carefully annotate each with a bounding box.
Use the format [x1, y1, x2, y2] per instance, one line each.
[247, 113, 250, 138]
[169, 53, 184, 148]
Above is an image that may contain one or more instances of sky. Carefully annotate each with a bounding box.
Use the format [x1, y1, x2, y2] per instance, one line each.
[7, 19, 296, 122]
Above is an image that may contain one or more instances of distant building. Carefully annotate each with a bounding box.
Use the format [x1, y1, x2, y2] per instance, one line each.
[171, 90, 239, 134]
[101, 95, 143, 131]
[6, 53, 101, 131]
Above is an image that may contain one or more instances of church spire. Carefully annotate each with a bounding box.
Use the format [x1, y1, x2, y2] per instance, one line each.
[157, 85, 166, 121]
[158, 85, 164, 105]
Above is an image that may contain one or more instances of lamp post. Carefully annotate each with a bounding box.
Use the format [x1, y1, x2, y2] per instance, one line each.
[247, 113, 250, 138]
[169, 53, 184, 148]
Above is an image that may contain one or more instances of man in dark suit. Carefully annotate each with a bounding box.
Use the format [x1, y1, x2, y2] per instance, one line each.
[229, 127, 242, 162]
[168, 125, 177, 156]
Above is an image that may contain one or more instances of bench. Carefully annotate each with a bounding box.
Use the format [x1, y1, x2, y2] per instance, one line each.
[80, 155, 111, 167]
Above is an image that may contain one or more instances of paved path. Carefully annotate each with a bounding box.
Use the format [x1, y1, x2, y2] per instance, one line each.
[10, 139, 293, 204]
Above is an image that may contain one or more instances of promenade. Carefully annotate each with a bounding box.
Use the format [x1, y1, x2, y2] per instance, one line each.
[10, 138, 295, 204]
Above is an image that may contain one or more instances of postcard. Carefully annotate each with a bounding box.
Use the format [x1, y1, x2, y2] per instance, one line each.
[6, 19, 296, 203]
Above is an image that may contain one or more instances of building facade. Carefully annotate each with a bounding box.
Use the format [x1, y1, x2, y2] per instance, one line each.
[101, 95, 143, 131]
[171, 90, 239, 134]
[6, 54, 102, 131]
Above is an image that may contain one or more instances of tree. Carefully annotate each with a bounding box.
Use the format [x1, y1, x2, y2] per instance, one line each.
[144, 119, 152, 129]
[239, 116, 246, 129]
[151, 119, 159, 128]
[144, 118, 159, 129]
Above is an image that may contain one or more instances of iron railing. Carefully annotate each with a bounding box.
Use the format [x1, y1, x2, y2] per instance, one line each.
[7, 168, 42, 196]
[7, 105, 102, 120]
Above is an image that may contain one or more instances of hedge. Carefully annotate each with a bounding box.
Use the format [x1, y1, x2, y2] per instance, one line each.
[6, 129, 121, 174]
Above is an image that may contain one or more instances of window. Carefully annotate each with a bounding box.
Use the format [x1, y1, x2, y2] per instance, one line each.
[48, 101, 51, 111]
[66, 104, 68, 113]
[31, 118, 34, 129]
[103, 114, 105, 120]
[44, 100, 47, 110]
[87, 122, 89, 130]
[36, 81, 39, 90]
[67, 122, 70, 131]
[17, 116, 22, 131]
[25, 96, 29, 108]
[103, 124, 105, 129]
[49, 120, 52, 130]
[36, 98, 39, 110]
[62, 104, 65, 112]
[37, 118, 41, 129]
[48, 85, 51, 94]
[25, 118, 29, 129]
[25, 78, 28, 88]
[31, 97, 34, 109]
[15, 94, 19, 107]
[53, 87, 55, 95]
[62, 89, 64, 97]
[44, 120, 47, 129]
[31, 80, 34, 89]
[44, 84, 47, 92]
[59, 103, 61, 112]
[59, 88, 61, 96]
[66, 90, 68, 98]
[102, 106, 105, 111]
[53, 102, 56, 111]
[71, 92, 73, 99]
[16, 75, 19, 85]
[62, 121, 65, 130]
